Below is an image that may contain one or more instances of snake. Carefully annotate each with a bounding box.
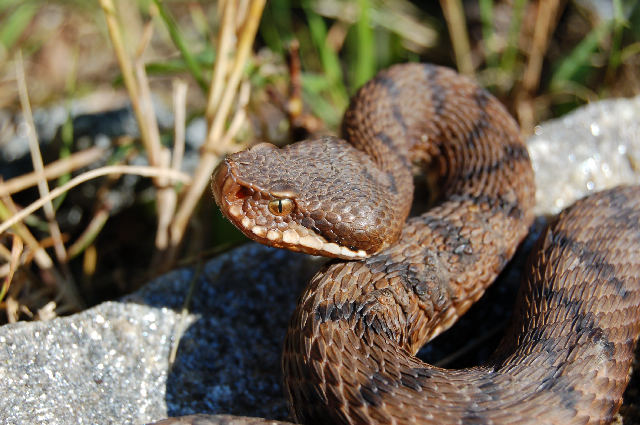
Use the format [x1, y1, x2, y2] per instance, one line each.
[153, 63, 640, 425]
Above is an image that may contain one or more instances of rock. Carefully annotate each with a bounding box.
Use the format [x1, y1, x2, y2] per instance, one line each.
[528, 96, 640, 215]
[1, 96, 639, 424]
[0, 301, 177, 424]
[0, 245, 322, 424]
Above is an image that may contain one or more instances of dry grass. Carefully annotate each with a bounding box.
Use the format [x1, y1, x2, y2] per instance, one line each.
[0, 0, 265, 321]
[0, 1, 638, 323]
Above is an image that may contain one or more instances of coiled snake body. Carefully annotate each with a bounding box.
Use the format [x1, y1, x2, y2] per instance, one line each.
[156, 64, 640, 424]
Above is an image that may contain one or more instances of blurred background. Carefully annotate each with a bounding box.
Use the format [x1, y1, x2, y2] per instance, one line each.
[0, 0, 639, 324]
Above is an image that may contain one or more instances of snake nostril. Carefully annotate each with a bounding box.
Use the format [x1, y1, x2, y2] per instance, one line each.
[234, 186, 252, 200]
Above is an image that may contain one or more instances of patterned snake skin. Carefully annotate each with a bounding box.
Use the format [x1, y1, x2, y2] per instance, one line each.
[153, 64, 640, 425]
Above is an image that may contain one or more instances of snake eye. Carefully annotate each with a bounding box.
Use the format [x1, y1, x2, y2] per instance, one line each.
[268, 198, 294, 216]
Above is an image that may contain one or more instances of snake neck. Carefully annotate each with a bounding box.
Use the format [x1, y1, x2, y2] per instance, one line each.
[284, 63, 540, 424]
[207, 62, 640, 425]
[342, 63, 535, 223]
[284, 187, 640, 425]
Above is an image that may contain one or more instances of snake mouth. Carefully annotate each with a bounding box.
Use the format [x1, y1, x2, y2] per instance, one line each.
[212, 158, 253, 223]
[212, 158, 237, 209]
[212, 159, 369, 260]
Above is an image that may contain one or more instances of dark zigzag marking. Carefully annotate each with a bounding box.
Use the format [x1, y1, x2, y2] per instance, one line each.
[458, 143, 530, 183]
[374, 75, 408, 133]
[423, 64, 445, 117]
[448, 192, 524, 220]
[547, 229, 634, 299]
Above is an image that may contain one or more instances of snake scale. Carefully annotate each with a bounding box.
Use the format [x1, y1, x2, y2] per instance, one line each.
[154, 64, 640, 425]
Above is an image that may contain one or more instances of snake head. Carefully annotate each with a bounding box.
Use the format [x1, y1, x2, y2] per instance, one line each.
[212, 137, 409, 260]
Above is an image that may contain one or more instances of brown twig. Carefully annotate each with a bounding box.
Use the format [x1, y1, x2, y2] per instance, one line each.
[0, 233, 23, 302]
[0, 147, 106, 198]
[100, 0, 198, 264]
[82, 244, 97, 281]
[0, 241, 12, 262]
[0, 165, 192, 236]
[155, 148, 174, 251]
[206, 0, 236, 122]
[0, 194, 54, 270]
[439, 0, 474, 76]
[218, 81, 251, 153]
[153, 79, 188, 254]
[16, 52, 69, 265]
[0, 192, 79, 313]
[99, 0, 160, 168]
[15, 53, 84, 311]
[286, 40, 306, 140]
[133, 25, 176, 252]
[133, 21, 163, 174]
[167, 0, 265, 263]
[67, 207, 110, 260]
[204, 0, 264, 151]
[286, 40, 323, 140]
[171, 80, 188, 175]
[287, 40, 303, 121]
[517, 0, 565, 134]
[521, 0, 564, 93]
[168, 260, 204, 366]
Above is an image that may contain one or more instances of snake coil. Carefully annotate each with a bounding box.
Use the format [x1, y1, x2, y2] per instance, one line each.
[155, 64, 640, 425]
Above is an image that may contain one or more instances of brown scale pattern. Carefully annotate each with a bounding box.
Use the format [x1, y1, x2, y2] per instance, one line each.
[213, 137, 405, 254]
[154, 64, 640, 425]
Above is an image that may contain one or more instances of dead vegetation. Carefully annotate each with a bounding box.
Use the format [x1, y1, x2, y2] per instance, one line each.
[0, 0, 639, 323]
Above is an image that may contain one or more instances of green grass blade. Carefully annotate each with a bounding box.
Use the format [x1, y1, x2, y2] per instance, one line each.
[550, 20, 613, 90]
[260, 0, 293, 54]
[300, 72, 332, 92]
[620, 41, 640, 62]
[52, 114, 74, 210]
[607, 0, 629, 75]
[0, 2, 37, 51]
[301, 73, 341, 127]
[152, 0, 208, 92]
[0, 0, 23, 10]
[500, 0, 527, 73]
[353, 0, 375, 89]
[479, 0, 497, 67]
[301, 0, 348, 113]
[143, 48, 215, 76]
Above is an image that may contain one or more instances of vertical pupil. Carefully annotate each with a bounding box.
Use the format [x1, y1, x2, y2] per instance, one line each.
[278, 200, 283, 213]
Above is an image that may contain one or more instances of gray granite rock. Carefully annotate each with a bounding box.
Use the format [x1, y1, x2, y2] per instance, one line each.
[0, 245, 322, 425]
[1, 96, 639, 425]
[528, 96, 640, 215]
[0, 302, 177, 425]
